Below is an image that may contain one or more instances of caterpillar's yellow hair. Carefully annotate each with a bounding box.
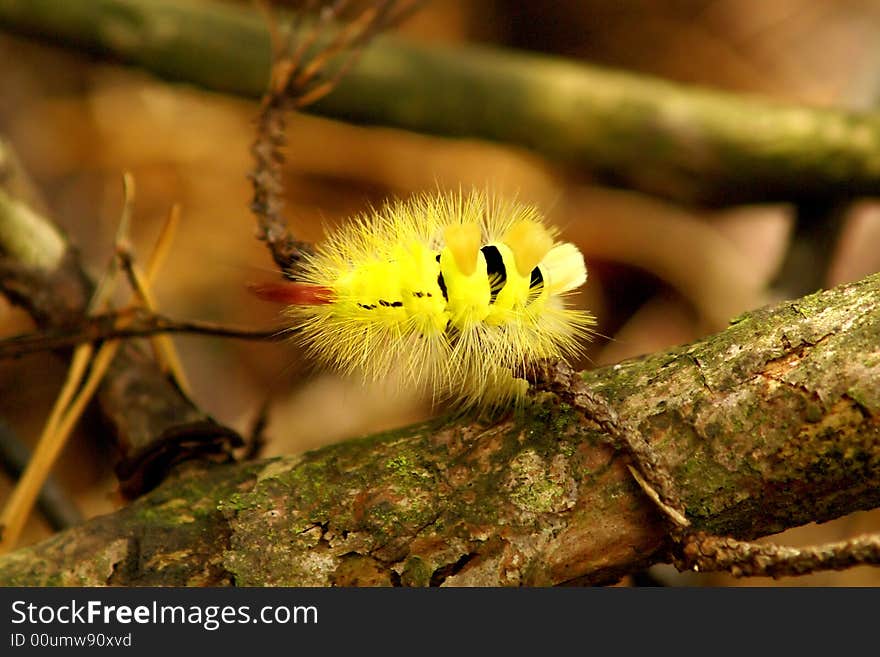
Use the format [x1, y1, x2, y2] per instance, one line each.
[286, 190, 594, 411]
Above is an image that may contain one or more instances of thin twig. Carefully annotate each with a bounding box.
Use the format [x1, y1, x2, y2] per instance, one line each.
[283, 1, 341, 95]
[0, 311, 288, 359]
[117, 204, 192, 393]
[676, 531, 880, 578]
[627, 464, 689, 529]
[532, 361, 690, 530]
[249, 0, 424, 277]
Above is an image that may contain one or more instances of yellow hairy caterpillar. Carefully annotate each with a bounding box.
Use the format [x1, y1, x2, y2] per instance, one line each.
[255, 191, 594, 411]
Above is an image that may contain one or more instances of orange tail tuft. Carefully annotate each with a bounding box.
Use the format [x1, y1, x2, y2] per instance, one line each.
[248, 282, 333, 305]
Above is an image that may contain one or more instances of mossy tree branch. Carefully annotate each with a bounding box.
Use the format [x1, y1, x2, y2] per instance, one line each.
[2, 0, 880, 204]
[1, 271, 878, 586]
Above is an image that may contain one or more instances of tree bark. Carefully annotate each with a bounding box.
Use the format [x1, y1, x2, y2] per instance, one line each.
[2, 0, 880, 204]
[1, 271, 878, 586]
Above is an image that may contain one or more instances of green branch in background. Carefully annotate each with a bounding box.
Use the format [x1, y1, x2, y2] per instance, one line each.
[2, 0, 880, 204]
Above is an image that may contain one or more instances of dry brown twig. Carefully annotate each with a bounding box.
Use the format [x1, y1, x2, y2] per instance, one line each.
[676, 532, 880, 578]
[115, 203, 191, 394]
[249, 0, 424, 277]
[0, 310, 286, 359]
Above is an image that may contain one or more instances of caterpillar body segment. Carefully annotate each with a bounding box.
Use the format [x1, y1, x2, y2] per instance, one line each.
[281, 191, 595, 410]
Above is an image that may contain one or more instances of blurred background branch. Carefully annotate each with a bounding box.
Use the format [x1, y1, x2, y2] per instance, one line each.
[2, 0, 880, 205]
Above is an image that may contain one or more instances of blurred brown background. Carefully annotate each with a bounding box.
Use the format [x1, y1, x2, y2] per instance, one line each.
[2, 0, 880, 585]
